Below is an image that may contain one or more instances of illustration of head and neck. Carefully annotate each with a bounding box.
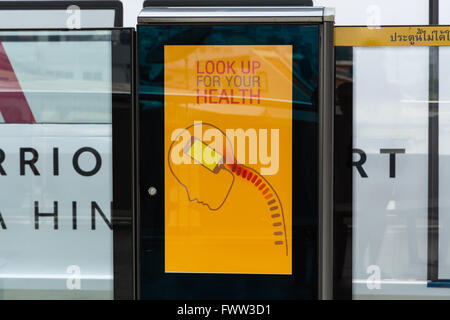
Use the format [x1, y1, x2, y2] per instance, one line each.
[168, 121, 288, 258]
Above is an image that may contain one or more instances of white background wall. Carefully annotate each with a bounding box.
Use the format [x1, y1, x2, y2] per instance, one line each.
[122, 0, 145, 28]
[121, 0, 435, 28]
[313, 0, 429, 25]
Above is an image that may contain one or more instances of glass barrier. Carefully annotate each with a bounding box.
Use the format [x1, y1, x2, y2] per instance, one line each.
[0, 29, 133, 300]
[334, 25, 450, 299]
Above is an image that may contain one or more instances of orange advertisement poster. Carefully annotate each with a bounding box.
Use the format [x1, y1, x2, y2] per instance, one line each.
[165, 45, 292, 274]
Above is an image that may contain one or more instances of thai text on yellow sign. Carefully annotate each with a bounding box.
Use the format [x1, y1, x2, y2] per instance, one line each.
[335, 26, 450, 47]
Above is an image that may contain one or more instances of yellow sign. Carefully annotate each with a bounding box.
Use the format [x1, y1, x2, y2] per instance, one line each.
[165, 45, 293, 274]
[335, 26, 450, 47]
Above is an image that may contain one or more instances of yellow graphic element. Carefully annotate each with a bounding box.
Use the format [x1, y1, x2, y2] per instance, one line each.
[335, 26, 450, 47]
[186, 137, 222, 173]
[165, 45, 292, 274]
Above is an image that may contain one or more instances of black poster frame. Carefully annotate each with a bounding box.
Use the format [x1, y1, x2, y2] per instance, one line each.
[135, 20, 334, 299]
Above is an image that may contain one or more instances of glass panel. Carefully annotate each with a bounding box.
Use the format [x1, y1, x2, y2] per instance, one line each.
[0, 29, 131, 300]
[352, 46, 430, 299]
[439, 47, 450, 280]
[335, 26, 450, 299]
[138, 24, 320, 299]
[0, 31, 112, 123]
